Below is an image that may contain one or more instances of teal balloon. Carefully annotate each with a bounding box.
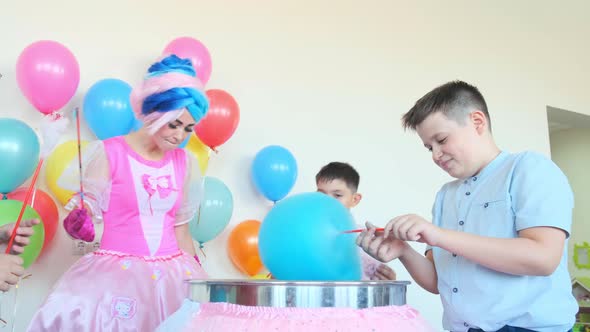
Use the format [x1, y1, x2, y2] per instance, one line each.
[0, 200, 45, 268]
[189, 177, 233, 244]
[0, 118, 40, 193]
[259, 192, 361, 281]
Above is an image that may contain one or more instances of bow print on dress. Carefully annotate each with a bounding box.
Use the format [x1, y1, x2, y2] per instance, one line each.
[141, 174, 177, 214]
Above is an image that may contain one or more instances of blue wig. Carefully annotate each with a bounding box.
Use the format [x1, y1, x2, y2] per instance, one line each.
[138, 55, 209, 123]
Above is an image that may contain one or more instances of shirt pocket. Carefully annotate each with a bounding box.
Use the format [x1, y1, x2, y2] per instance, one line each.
[470, 197, 516, 238]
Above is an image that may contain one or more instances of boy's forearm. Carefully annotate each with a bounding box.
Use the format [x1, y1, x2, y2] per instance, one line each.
[435, 227, 565, 276]
[399, 246, 438, 294]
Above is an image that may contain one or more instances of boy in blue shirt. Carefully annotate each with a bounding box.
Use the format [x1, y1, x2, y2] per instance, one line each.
[357, 81, 577, 332]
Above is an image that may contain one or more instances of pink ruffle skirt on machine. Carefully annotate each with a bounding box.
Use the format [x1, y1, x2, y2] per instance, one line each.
[159, 280, 435, 332]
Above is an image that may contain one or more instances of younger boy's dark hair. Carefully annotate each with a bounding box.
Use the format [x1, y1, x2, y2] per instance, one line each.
[402, 80, 491, 132]
[316, 162, 360, 192]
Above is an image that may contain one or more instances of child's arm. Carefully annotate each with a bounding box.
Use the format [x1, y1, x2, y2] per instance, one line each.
[357, 223, 438, 293]
[0, 254, 24, 292]
[385, 214, 565, 276]
[400, 248, 438, 293]
[0, 220, 39, 291]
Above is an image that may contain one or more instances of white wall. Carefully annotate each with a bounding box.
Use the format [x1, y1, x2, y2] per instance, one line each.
[550, 128, 590, 279]
[1, 1, 589, 330]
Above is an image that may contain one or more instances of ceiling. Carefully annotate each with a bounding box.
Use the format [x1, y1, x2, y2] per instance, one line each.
[547, 106, 590, 133]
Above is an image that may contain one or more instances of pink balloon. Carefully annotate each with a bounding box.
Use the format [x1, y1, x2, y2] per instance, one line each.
[16, 40, 80, 114]
[163, 37, 212, 85]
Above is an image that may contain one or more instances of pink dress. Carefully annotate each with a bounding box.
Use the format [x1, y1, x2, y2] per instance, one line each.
[27, 136, 208, 332]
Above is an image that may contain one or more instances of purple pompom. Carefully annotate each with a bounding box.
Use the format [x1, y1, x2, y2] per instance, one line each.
[63, 208, 95, 242]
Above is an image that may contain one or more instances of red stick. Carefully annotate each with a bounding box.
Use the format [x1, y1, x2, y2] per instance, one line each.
[5, 159, 44, 254]
[342, 227, 385, 234]
[75, 107, 85, 208]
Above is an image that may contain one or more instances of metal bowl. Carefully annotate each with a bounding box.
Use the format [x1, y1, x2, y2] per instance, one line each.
[186, 279, 410, 309]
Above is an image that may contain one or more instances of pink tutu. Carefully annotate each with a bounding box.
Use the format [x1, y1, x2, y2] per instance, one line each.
[27, 250, 208, 332]
[182, 302, 435, 332]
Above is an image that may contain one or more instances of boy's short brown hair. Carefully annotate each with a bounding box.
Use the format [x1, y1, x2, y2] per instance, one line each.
[402, 80, 491, 132]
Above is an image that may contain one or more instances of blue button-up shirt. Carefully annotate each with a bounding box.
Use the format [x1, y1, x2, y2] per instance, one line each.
[429, 151, 577, 332]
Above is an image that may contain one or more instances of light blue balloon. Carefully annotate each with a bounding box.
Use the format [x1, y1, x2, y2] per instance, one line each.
[259, 192, 362, 281]
[189, 176, 233, 245]
[0, 118, 40, 194]
[83, 78, 134, 140]
[251, 145, 297, 202]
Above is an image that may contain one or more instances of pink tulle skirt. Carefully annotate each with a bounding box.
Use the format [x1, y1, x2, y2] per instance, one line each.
[182, 302, 435, 332]
[27, 249, 208, 332]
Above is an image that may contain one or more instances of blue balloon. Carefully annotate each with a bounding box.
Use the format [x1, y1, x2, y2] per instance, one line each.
[251, 145, 297, 202]
[189, 176, 233, 245]
[259, 192, 361, 280]
[0, 118, 40, 194]
[130, 119, 143, 133]
[83, 78, 134, 140]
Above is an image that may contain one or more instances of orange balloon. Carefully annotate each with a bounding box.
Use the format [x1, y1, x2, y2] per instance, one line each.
[227, 220, 263, 276]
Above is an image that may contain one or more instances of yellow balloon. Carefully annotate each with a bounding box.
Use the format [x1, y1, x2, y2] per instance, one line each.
[45, 140, 88, 206]
[250, 273, 272, 280]
[185, 134, 210, 174]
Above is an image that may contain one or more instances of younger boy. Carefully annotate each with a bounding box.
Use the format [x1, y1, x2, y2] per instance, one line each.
[357, 81, 577, 332]
[316, 162, 396, 281]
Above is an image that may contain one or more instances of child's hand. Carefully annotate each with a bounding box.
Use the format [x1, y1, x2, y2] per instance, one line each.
[356, 222, 409, 263]
[384, 214, 441, 246]
[0, 219, 40, 254]
[0, 254, 24, 291]
[372, 264, 397, 281]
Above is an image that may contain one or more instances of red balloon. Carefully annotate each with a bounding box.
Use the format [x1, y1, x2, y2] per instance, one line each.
[195, 89, 240, 150]
[7, 188, 59, 251]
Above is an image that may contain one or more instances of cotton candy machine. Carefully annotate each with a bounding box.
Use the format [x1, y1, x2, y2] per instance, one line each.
[186, 279, 410, 309]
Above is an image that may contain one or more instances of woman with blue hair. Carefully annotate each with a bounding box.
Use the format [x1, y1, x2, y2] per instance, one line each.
[27, 55, 210, 331]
